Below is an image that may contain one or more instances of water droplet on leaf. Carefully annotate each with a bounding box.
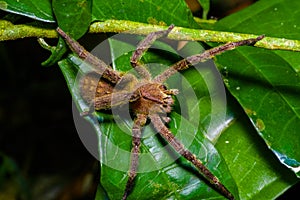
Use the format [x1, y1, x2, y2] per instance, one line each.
[256, 118, 265, 131]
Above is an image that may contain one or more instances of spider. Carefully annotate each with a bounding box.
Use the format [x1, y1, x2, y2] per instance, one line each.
[56, 25, 264, 200]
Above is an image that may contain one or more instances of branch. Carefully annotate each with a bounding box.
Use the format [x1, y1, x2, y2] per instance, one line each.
[0, 20, 57, 40]
[1, 19, 300, 52]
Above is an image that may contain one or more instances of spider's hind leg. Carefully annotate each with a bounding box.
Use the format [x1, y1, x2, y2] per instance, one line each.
[130, 25, 175, 79]
[149, 114, 235, 200]
[122, 114, 147, 200]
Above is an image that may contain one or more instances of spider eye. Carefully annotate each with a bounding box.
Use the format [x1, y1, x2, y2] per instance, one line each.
[159, 84, 168, 90]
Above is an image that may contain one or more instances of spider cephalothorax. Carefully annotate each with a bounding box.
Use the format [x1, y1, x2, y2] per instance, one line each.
[130, 82, 178, 115]
[57, 25, 264, 200]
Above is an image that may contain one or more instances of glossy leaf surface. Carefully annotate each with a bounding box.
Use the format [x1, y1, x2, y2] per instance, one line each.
[58, 37, 238, 199]
[0, 0, 54, 22]
[91, 0, 198, 28]
[213, 0, 300, 177]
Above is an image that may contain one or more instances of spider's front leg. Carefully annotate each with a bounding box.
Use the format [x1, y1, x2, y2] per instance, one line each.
[149, 114, 235, 200]
[130, 25, 175, 79]
[56, 27, 122, 84]
[122, 114, 147, 200]
[154, 35, 265, 83]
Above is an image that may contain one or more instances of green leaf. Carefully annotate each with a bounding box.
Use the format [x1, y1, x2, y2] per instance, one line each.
[213, 0, 300, 73]
[92, 0, 199, 28]
[52, 0, 92, 37]
[56, 1, 300, 198]
[43, 0, 92, 66]
[58, 25, 299, 199]
[58, 55, 92, 113]
[197, 0, 210, 19]
[212, 0, 300, 176]
[41, 37, 67, 66]
[58, 36, 238, 199]
[105, 36, 238, 199]
[0, 0, 54, 22]
[99, 112, 238, 200]
[216, 107, 298, 199]
[214, 0, 300, 39]
[95, 184, 109, 200]
[174, 40, 228, 142]
[0, 152, 30, 199]
[215, 47, 300, 177]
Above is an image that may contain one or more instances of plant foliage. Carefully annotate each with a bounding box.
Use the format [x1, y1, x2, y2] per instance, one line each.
[1, 0, 299, 199]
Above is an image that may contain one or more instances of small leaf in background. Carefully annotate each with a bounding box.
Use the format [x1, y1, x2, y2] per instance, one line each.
[52, 0, 92, 37]
[41, 37, 67, 66]
[0, 0, 54, 22]
[197, 0, 210, 19]
[0, 153, 30, 199]
[43, 0, 92, 66]
[211, 0, 300, 177]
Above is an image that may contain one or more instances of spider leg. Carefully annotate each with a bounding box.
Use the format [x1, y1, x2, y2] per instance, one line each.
[92, 91, 139, 110]
[154, 35, 265, 83]
[122, 114, 147, 200]
[130, 25, 175, 79]
[149, 114, 235, 200]
[56, 27, 121, 84]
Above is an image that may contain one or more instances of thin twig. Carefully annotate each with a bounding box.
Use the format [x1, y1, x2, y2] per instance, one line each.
[1, 19, 300, 51]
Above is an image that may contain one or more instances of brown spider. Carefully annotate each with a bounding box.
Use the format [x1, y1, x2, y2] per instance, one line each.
[56, 25, 264, 200]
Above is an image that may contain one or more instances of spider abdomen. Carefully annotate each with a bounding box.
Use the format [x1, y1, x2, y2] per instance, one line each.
[79, 72, 114, 105]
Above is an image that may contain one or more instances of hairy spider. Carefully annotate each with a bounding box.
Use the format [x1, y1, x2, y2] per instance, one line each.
[56, 25, 264, 200]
